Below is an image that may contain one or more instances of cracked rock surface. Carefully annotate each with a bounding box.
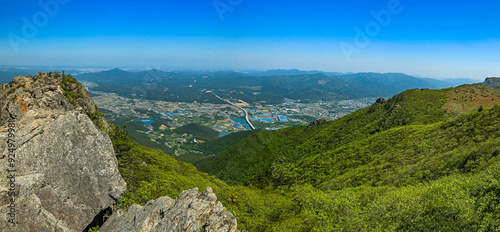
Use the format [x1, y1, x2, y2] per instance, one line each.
[100, 187, 239, 232]
[0, 72, 240, 231]
[0, 73, 126, 231]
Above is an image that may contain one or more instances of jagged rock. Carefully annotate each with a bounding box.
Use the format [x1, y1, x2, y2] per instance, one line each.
[375, 97, 387, 104]
[0, 73, 126, 231]
[0, 72, 109, 129]
[100, 187, 239, 232]
[308, 118, 328, 128]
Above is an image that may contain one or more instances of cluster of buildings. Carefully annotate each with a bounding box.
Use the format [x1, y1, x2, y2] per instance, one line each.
[91, 89, 375, 135]
[249, 112, 290, 123]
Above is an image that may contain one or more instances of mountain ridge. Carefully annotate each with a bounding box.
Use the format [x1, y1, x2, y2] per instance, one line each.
[74, 69, 477, 104]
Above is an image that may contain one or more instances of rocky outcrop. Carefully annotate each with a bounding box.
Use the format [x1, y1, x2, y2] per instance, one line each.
[0, 72, 108, 129]
[0, 72, 126, 231]
[482, 77, 500, 89]
[100, 187, 239, 232]
[308, 118, 328, 128]
[375, 97, 387, 104]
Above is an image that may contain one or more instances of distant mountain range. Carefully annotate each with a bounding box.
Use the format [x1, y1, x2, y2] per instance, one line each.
[0, 68, 479, 104]
[248, 69, 476, 88]
[246, 69, 350, 77]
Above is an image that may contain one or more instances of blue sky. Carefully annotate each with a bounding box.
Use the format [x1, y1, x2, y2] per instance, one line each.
[1, 0, 499, 79]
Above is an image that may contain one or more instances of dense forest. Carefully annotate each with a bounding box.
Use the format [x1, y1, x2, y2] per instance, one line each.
[99, 78, 500, 231]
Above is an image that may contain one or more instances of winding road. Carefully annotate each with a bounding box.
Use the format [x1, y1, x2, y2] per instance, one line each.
[208, 91, 256, 130]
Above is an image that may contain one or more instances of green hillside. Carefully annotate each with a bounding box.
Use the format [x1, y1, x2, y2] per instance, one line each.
[173, 123, 219, 141]
[183, 129, 266, 154]
[194, 84, 500, 186]
[107, 80, 500, 231]
[178, 129, 267, 163]
[107, 125, 313, 231]
[108, 125, 226, 204]
[281, 105, 500, 190]
[194, 88, 450, 185]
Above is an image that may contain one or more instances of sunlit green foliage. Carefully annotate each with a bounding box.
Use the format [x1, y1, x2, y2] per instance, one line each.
[86, 110, 106, 130]
[183, 129, 265, 155]
[191, 88, 500, 231]
[286, 166, 500, 231]
[107, 125, 306, 231]
[49, 70, 85, 107]
[87, 225, 100, 232]
[108, 125, 227, 207]
[108, 86, 500, 231]
[274, 105, 500, 191]
[196, 89, 449, 186]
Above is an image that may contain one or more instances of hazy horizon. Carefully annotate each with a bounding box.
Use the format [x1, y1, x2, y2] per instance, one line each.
[0, 65, 490, 82]
[1, 0, 499, 80]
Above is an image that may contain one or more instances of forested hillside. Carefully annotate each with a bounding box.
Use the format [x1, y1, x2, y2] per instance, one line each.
[106, 79, 500, 231]
[187, 81, 500, 230]
[194, 83, 500, 185]
[194, 88, 450, 185]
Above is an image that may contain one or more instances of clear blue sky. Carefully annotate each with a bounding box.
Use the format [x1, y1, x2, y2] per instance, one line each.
[1, 0, 499, 79]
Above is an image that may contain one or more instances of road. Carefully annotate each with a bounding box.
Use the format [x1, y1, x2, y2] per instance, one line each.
[208, 91, 256, 130]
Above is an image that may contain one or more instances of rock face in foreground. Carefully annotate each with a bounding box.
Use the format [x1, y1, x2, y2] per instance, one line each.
[100, 187, 239, 232]
[0, 72, 126, 231]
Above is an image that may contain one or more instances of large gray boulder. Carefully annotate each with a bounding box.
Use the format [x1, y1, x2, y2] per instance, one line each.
[0, 73, 126, 231]
[100, 187, 239, 232]
[0, 72, 240, 231]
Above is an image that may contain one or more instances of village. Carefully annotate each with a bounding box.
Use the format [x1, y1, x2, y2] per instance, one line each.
[90, 89, 376, 154]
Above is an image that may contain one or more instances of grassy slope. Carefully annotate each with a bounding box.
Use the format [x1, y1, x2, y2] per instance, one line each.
[186, 129, 266, 154]
[178, 129, 266, 163]
[442, 84, 500, 115]
[173, 123, 219, 140]
[483, 77, 500, 89]
[280, 105, 500, 190]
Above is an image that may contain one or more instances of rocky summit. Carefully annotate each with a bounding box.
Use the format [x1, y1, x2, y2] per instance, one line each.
[0, 72, 126, 231]
[0, 72, 239, 231]
[0, 71, 105, 127]
[483, 77, 500, 89]
[100, 187, 239, 232]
